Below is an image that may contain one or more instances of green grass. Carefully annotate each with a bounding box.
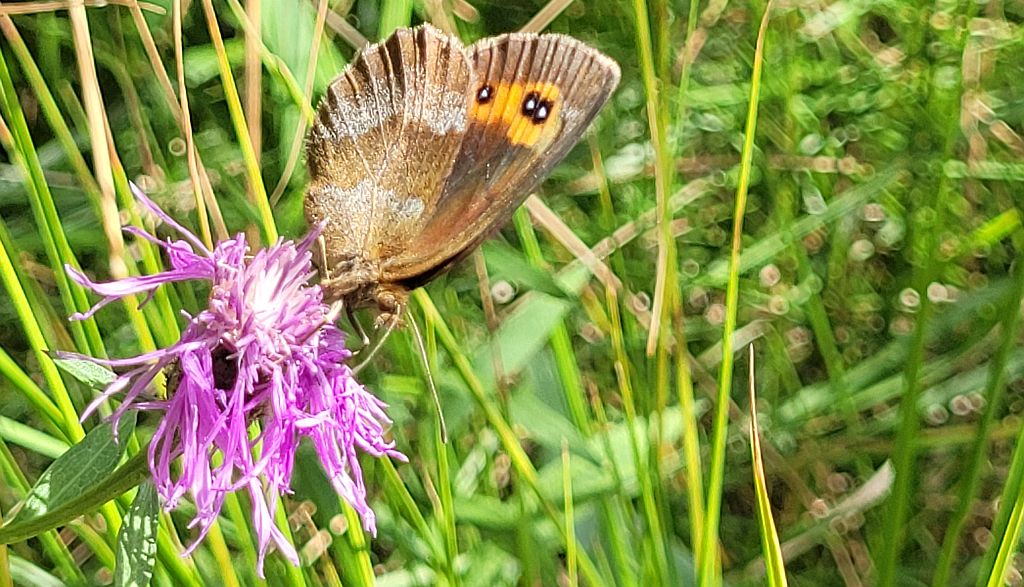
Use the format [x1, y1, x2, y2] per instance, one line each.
[0, 1, 1023, 585]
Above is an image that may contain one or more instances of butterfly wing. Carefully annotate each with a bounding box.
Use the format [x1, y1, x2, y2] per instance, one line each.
[305, 25, 472, 277]
[381, 32, 621, 286]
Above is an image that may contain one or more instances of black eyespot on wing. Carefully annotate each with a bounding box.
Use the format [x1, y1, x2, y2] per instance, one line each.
[476, 84, 494, 104]
[522, 91, 540, 117]
[533, 100, 552, 123]
[521, 91, 553, 124]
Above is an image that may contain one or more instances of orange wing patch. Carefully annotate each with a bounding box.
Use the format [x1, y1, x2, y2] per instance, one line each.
[470, 81, 563, 147]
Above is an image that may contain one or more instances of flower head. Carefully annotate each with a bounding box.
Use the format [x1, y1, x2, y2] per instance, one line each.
[65, 186, 405, 574]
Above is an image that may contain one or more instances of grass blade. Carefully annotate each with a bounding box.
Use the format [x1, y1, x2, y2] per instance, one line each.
[748, 346, 788, 587]
[699, 3, 773, 584]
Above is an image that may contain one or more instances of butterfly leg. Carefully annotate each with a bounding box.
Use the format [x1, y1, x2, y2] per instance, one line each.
[373, 285, 409, 329]
[351, 313, 400, 374]
[316, 234, 331, 280]
[348, 285, 407, 371]
[346, 304, 371, 348]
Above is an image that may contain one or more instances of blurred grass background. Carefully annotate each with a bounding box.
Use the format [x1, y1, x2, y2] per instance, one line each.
[1, 0, 1023, 585]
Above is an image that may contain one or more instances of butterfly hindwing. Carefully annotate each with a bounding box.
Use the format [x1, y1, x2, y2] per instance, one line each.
[305, 26, 472, 277]
[382, 32, 621, 286]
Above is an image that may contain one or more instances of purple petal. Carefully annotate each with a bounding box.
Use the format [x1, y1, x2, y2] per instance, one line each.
[65, 189, 404, 573]
[129, 182, 211, 256]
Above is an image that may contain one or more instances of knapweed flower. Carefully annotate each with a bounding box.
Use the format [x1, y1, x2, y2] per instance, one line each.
[62, 186, 405, 574]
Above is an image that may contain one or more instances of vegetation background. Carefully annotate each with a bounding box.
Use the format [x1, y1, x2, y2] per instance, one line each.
[0, 0, 1023, 585]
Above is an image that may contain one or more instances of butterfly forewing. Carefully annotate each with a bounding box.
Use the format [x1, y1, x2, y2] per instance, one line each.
[306, 26, 472, 276]
[381, 33, 621, 286]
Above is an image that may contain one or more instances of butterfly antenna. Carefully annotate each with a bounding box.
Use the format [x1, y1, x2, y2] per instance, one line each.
[351, 313, 398, 374]
[406, 307, 447, 444]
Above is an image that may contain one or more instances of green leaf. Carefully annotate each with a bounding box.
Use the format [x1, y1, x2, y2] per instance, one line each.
[261, 0, 345, 96]
[183, 39, 246, 86]
[114, 482, 159, 587]
[8, 555, 65, 587]
[471, 292, 573, 389]
[52, 356, 116, 390]
[460, 542, 521, 586]
[7, 412, 136, 525]
[0, 451, 150, 545]
[509, 390, 594, 462]
[0, 415, 69, 459]
[454, 495, 519, 529]
[750, 357, 788, 587]
[482, 240, 571, 300]
[697, 165, 902, 287]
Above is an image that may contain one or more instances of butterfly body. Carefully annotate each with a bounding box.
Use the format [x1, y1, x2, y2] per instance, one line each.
[305, 24, 619, 323]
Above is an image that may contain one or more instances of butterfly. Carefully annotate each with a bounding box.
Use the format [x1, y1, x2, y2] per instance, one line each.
[305, 24, 620, 326]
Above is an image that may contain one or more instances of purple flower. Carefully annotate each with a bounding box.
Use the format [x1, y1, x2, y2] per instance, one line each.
[64, 186, 405, 574]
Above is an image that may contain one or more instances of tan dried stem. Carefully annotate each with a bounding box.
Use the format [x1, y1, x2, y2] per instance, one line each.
[519, 0, 573, 33]
[127, 3, 179, 117]
[324, 4, 368, 49]
[67, 3, 127, 278]
[524, 196, 621, 294]
[473, 250, 508, 399]
[0, 0, 163, 16]
[270, 0, 331, 206]
[128, 0, 225, 243]
[449, 0, 479, 23]
[173, 0, 216, 247]
[244, 0, 263, 242]
[422, 0, 457, 34]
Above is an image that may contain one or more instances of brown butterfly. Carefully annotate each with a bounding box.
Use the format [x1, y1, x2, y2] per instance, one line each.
[305, 24, 620, 325]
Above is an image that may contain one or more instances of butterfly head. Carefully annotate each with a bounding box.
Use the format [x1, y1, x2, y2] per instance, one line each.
[313, 248, 407, 328]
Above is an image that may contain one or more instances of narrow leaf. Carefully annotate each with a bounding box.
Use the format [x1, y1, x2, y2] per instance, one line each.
[6, 413, 136, 525]
[482, 240, 571, 300]
[749, 346, 788, 587]
[52, 357, 116, 390]
[0, 451, 150, 545]
[114, 482, 159, 587]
